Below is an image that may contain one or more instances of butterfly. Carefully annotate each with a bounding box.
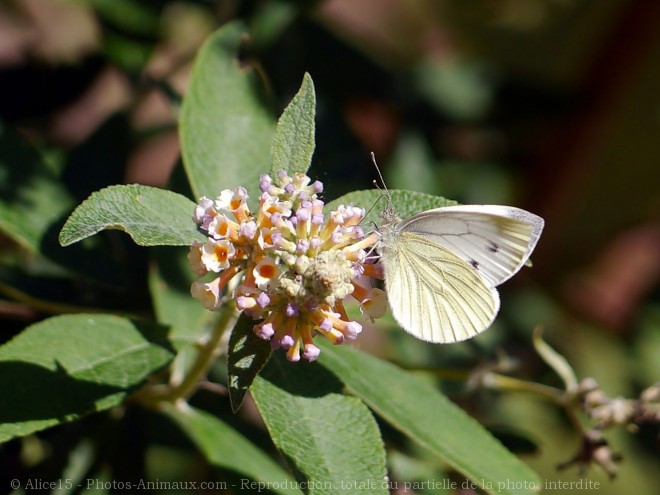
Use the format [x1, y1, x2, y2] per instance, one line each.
[377, 202, 544, 343]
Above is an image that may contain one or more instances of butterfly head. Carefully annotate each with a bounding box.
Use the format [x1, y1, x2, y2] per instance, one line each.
[379, 198, 399, 228]
[369, 152, 400, 229]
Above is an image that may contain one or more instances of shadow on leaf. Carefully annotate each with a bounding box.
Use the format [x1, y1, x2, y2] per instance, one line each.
[258, 350, 344, 398]
[0, 360, 127, 423]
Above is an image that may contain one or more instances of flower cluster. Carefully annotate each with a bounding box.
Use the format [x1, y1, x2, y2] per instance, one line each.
[188, 171, 385, 362]
[557, 378, 660, 478]
[577, 378, 660, 430]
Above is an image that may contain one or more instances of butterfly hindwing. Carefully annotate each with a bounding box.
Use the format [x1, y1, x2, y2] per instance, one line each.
[382, 232, 500, 343]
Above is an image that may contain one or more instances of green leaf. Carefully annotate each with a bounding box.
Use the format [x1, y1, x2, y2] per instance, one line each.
[387, 131, 438, 194]
[413, 59, 491, 121]
[180, 21, 275, 206]
[532, 327, 577, 392]
[227, 313, 272, 412]
[0, 121, 74, 253]
[148, 246, 212, 348]
[251, 353, 388, 495]
[0, 314, 174, 442]
[165, 405, 302, 495]
[250, 0, 298, 50]
[83, 0, 160, 36]
[326, 189, 458, 227]
[318, 344, 541, 495]
[634, 305, 660, 384]
[59, 184, 206, 247]
[148, 246, 212, 402]
[270, 73, 316, 179]
[0, 121, 135, 285]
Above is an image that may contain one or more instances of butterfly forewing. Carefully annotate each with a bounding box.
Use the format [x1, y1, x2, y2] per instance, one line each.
[397, 205, 544, 288]
[382, 232, 500, 343]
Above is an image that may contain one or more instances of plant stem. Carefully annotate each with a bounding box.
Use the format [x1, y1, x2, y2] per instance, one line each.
[165, 305, 239, 403]
[134, 304, 239, 409]
[480, 372, 566, 404]
[481, 372, 591, 435]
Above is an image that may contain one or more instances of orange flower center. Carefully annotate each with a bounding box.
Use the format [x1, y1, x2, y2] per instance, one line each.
[215, 245, 229, 262]
[258, 264, 276, 278]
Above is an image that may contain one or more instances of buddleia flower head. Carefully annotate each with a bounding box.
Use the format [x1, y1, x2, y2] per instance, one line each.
[189, 171, 385, 362]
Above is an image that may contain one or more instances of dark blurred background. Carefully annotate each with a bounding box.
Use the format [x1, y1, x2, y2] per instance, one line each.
[0, 0, 658, 492]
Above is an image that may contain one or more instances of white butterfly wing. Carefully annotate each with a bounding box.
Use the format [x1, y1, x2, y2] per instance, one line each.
[396, 205, 544, 288]
[381, 232, 500, 343]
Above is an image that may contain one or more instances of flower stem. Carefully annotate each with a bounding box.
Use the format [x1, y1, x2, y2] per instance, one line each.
[481, 372, 591, 435]
[134, 304, 239, 409]
[165, 305, 239, 403]
[480, 372, 566, 404]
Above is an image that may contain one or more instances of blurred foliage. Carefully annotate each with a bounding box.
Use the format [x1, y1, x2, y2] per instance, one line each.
[0, 0, 658, 493]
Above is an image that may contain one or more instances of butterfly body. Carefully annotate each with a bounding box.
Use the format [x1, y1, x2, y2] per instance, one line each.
[377, 204, 544, 343]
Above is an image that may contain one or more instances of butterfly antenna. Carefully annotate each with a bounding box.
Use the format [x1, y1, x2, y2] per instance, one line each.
[370, 152, 396, 222]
